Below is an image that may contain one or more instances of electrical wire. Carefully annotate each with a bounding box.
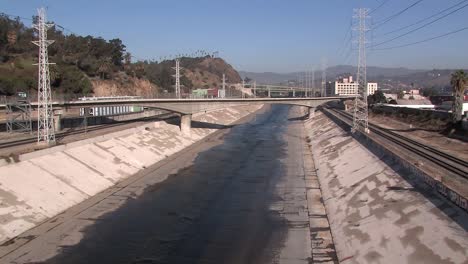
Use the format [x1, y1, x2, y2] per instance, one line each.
[372, 26, 468, 50]
[382, 0, 468, 36]
[370, 2, 468, 48]
[372, 0, 424, 30]
[1, 11, 78, 35]
[369, 0, 390, 15]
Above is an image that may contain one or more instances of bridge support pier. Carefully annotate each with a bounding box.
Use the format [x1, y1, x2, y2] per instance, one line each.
[308, 107, 315, 119]
[293, 90, 296, 97]
[180, 114, 192, 135]
[54, 109, 63, 131]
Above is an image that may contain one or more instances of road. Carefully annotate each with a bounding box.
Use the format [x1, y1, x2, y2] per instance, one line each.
[1, 105, 318, 264]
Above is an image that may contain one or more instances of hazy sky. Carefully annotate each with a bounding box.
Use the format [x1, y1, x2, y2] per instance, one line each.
[2, 0, 468, 72]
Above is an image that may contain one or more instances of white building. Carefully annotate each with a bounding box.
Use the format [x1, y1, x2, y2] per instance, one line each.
[327, 76, 378, 96]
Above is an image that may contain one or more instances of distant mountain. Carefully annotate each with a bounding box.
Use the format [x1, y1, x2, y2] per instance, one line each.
[327, 65, 425, 79]
[238, 71, 296, 85]
[240, 65, 425, 85]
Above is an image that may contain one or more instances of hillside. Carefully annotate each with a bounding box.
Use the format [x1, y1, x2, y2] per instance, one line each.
[240, 65, 425, 85]
[0, 14, 241, 98]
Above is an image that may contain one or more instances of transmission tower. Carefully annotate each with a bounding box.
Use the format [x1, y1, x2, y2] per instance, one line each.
[321, 59, 327, 97]
[172, 58, 182, 99]
[33, 8, 55, 144]
[352, 8, 370, 134]
[222, 73, 226, 98]
[312, 67, 315, 97]
[253, 80, 257, 98]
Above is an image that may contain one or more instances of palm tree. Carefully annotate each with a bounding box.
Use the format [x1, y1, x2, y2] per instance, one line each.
[450, 70, 467, 123]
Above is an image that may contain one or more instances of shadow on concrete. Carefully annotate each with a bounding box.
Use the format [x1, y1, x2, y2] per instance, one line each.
[164, 117, 234, 130]
[287, 114, 308, 121]
[321, 107, 468, 232]
[54, 115, 179, 144]
[387, 128, 442, 133]
[191, 121, 234, 130]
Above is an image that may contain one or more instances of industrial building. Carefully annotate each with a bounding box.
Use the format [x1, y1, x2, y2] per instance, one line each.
[327, 76, 378, 96]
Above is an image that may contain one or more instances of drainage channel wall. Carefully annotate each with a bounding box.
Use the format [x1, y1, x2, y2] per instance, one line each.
[322, 109, 468, 212]
[0, 105, 263, 244]
[306, 110, 468, 263]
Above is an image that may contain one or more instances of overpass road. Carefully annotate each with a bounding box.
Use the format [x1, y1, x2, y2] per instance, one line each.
[0, 105, 330, 264]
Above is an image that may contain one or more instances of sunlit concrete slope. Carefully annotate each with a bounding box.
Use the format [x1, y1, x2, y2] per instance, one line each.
[0, 105, 262, 244]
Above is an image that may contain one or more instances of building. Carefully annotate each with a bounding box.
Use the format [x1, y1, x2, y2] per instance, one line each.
[327, 76, 378, 96]
[191, 88, 219, 98]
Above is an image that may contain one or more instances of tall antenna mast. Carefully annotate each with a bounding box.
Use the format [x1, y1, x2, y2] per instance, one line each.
[352, 8, 370, 134]
[173, 58, 182, 99]
[33, 7, 55, 144]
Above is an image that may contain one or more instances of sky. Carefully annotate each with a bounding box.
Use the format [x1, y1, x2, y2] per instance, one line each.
[2, 0, 468, 72]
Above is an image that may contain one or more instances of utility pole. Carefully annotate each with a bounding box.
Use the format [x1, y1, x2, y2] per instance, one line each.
[222, 73, 226, 98]
[352, 8, 370, 134]
[33, 7, 55, 144]
[242, 78, 245, 98]
[172, 58, 181, 99]
[304, 71, 307, 97]
[312, 67, 315, 97]
[321, 59, 327, 97]
[253, 80, 256, 98]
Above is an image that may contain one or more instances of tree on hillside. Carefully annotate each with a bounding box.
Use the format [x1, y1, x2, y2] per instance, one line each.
[367, 90, 387, 105]
[397, 90, 404, 99]
[450, 70, 467, 123]
[421, 87, 440, 97]
[109, 38, 126, 67]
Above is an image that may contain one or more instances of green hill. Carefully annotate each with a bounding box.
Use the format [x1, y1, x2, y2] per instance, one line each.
[0, 14, 241, 98]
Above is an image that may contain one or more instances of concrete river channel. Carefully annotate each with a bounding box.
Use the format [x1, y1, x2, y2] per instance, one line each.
[5, 105, 322, 264]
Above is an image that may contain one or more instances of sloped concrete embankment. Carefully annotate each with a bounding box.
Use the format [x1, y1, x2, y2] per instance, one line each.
[0, 105, 263, 244]
[305, 112, 468, 264]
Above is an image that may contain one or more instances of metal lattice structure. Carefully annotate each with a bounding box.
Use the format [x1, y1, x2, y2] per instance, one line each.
[6, 98, 32, 133]
[352, 8, 370, 134]
[253, 80, 256, 98]
[321, 60, 327, 97]
[312, 68, 315, 97]
[222, 73, 227, 98]
[173, 58, 181, 99]
[32, 8, 56, 143]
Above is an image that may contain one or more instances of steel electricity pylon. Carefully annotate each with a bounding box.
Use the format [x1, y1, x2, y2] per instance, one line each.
[222, 73, 226, 98]
[321, 59, 327, 97]
[172, 58, 182, 99]
[352, 8, 370, 134]
[312, 67, 315, 97]
[33, 7, 55, 144]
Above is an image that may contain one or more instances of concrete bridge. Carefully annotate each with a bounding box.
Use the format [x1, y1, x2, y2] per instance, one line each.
[54, 97, 352, 134]
[1, 96, 353, 135]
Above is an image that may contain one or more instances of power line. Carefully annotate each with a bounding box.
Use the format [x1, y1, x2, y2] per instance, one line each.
[371, 26, 468, 50]
[338, 29, 353, 58]
[1, 11, 78, 35]
[372, 0, 424, 30]
[370, 2, 468, 48]
[382, 0, 468, 36]
[337, 21, 353, 57]
[369, 0, 390, 15]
